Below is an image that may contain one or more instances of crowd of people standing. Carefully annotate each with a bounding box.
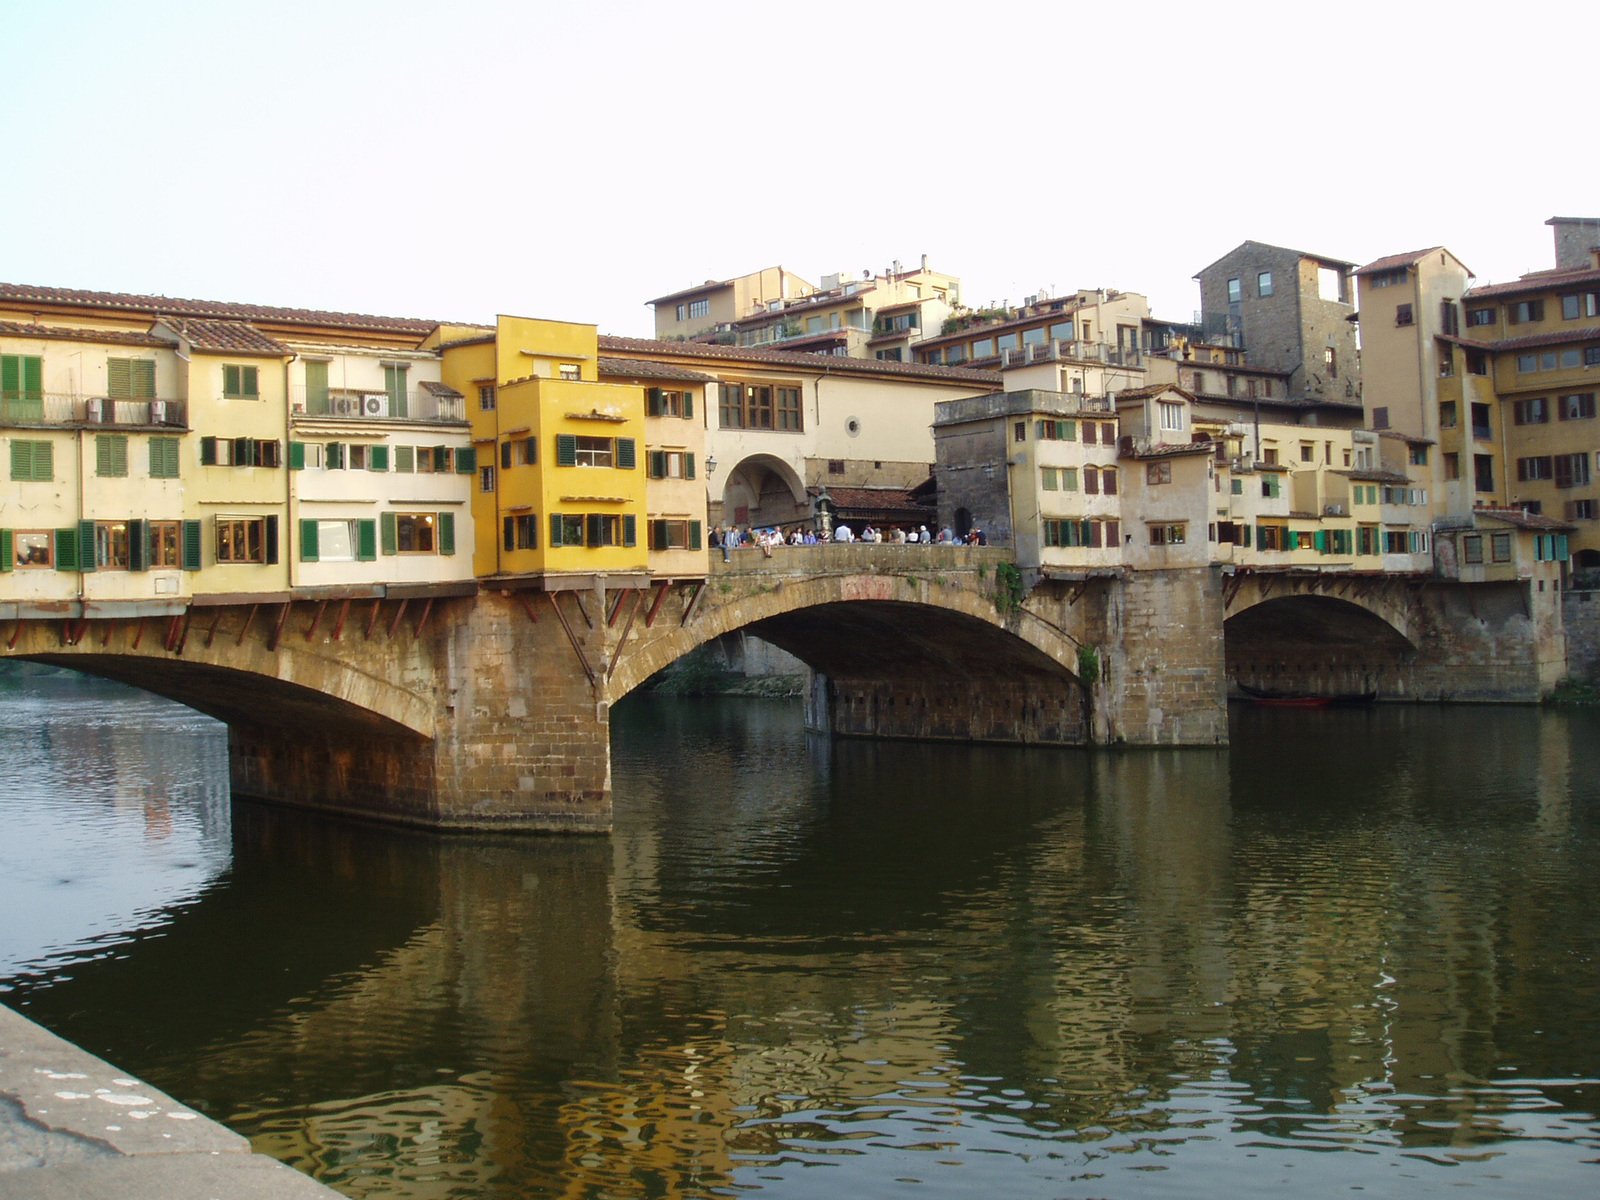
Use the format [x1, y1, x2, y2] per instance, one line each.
[709, 522, 985, 561]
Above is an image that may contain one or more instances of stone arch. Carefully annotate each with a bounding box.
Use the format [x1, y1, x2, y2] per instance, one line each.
[608, 571, 1084, 702]
[715, 453, 809, 531]
[1223, 589, 1418, 698]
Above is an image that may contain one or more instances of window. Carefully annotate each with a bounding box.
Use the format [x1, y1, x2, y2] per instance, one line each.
[558, 364, 581, 381]
[575, 436, 613, 467]
[299, 518, 377, 564]
[1227, 277, 1242, 304]
[647, 449, 696, 479]
[1146, 461, 1172, 485]
[1158, 401, 1183, 431]
[394, 445, 415, 473]
[1561, 292, 1599, 319]
[1560, 393, 1596, 420]
[146, 520, 182, 568]
[674, 303, 688, 321]
[550, 513, 586, 546]
[504, 514, 539, 551]
[718, 382, 795, 431]
[91, 521, 130, 569]
[108, 358, 155, 399]
[1463, 534, 1484, 564]
[1261, 474, 1281, 499]
[1323, 347, 1337, 379]
[11, 530, 53, 568]
[1021, 326, 1047, 347]
[1444, 452, 1459, 480]
[1474, 454, 1495, 492]
[1257, 271, 1273, 298]
[1191, 370, 1206, 393]
[95, 434, 128, 477]
[972, 337, 995, 359]
[1518, 456, 1553, 481]
[9, 440, 53, 481]
[689, 299, 709, 319]
[1149, 522, 1186, 545]
[478, 384, 496, 411]
[149, 436, 181, 478]
[1514, 398, 1549, 425]
[1471, 403, 1492, 439]
[1466, 307, 1495, 327]
[1101, 466, 1118, 494]
[1300, 443, 1315, 463]
[1508, 300, 1544, 325]
[649, 519, 702, 551]
[1369, 269, 1402, 289]
[222, 364, 259, 399]
[1440, 300, 1459, 336]
[201, 436, 281, 467]
[1, 354, 43, 418]
[1567, 499, 1597, 520]
[1467, 350, 1488, 375]
[1083, 466, 1099, 495]
[1589, 347, 1600, 367]
[1410, 445, 1428, 466]
[216, 515, 277, 564]
[646, 388, 694, 418]
[383, 511, 455, 555]
[1035, 418, 1077, 441]
[480, 464, 496, 492]
[1396, 303, 1414, 326]
[1555, 453, 1591, 488]
[1491, 532, 1513, 562]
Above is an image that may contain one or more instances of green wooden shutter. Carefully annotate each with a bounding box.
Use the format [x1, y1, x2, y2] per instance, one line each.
[288, 441, 305, 470]
[690, 520, 702, 551]
[650, 519, 667, 550]
[385, 365, 408, 417]
[304, 360, 329, 413]
[623, 514, 636, 547]
[181, 520, 202, 569]
[300, 518, 320, 562]
[549, 513, 563, 546]
[150, 437, 180, 478]
[503, 516, 515, 552]
[55, 527, 78, 571]
[96, 435, 127, 477]
[264, 515, 279, 565]
[223, 364, 240, 397]
[433, 445, 450, 472]
[647, 387, 663, 416]
[439, 512, 455, 555]
[1558, 534, 1570, 560]
[200, 437, 217, 466]
[683, 390, 694, 419]
[132, 360, 155, 398]
[327, 442, 344, 469]
[617, 438, 636, 470]
[396, 445, 414, 472]
[648, 450, 665, 479]
[107, 358, 131, 398]
[128, 519, 147, 571]
[556, 434, 576, 466]
[586, 514, 603, 546]
[380, 511, 397, 555]
[233, 436, 255, 467]
[0, 529, 11, 572]
[685, 452, 696, 480]
[0, 355, 16, 399]
[454, 446, 475, 474]
[1315, 530, 1328, 553]
[78, 520, 97, 572]
[370, 445, 389, 472]
[356, 519, 377, 561]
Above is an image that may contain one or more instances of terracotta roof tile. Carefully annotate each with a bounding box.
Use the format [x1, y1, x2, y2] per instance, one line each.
[1355, 248, 1445, 275]
[595, 334, 1000, 385]
[0, 282, 438, 334]
[1465, 265, 1600, 300]
[0, 320, 176, 349]
[597, 356, 716, 383]
[1482, 326, 1600, 353]
[1471, 507, 1574, 531]
[419, 380, 463, 399]
[159, 317, 288, 356]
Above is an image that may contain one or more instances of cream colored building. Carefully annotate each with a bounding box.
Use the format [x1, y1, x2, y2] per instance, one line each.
[648, 267, 816, 341]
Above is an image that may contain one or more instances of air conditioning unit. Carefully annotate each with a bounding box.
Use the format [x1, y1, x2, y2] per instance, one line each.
[362, 393, 389, 417]
[149, 400, 167, 424]
[1324, 503, 1347, 516]
[85, 398, 104, 423]
[331, 395, 362, 416]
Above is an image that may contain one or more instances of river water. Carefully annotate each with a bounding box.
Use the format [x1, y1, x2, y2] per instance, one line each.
[1, 667, 1598, 1198]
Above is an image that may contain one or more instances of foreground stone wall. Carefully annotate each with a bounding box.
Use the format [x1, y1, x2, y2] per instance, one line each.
[1562, 589, 1600, 681]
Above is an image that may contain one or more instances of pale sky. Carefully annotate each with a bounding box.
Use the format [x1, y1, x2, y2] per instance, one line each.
[4, 0, 1592, 336]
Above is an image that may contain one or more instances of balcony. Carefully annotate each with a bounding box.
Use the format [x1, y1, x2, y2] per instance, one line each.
[0, 392, 188, 429]
[999, 339, 1145, 369]
[291, 387, 467, 424]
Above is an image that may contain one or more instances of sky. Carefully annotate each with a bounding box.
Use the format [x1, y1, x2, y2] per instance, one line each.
[3, 0, 1593, 337]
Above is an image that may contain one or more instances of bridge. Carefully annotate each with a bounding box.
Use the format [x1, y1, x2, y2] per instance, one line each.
[0, 549, 1557, 832]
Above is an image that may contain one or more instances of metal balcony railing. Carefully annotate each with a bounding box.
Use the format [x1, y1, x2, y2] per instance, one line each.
[0, 392, 188, 428]
[291, 387, 467, 423]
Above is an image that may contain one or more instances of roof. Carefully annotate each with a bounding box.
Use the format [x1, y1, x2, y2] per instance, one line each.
[1354, 247, 1447, 276]
[0, 282, 438, 334]
[1193, 239, 1358, 280]
[0, 320, 176, 349]
[595, 334, 1001, 386]
[729, 286, 876, 327]
[419, 380, 463, 399]
[1334, 468, 1413, 484]
[435, 333, 497, 351]
[597, 356, 716, 383]
[1468, 507, 1574, 532]
[1479, 326, 1600, 354]
[815, 485, 932, 522]
[1113, 383, 1196, 403]
[1465, 265, 1600, 301]
[158, 316, 288, 356]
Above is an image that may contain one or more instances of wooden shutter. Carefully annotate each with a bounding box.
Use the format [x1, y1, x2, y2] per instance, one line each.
[128, 519, 147, 571]
[299, 518, 320, 562]
[433, 445, 450, 472]
[504, 517, 515, 552]
[55, 527, 78, 571]
[356, 519, 377, 562]
[200, 437, 218, 466]
[396, 445, 414, 472]
[648, 450, 665, 479]
[683, 390, 694, 419]
[438, 512, 455, 555]
[623, 514, 636, 547]
[264, 515, 279, 565]
[549, 513, 563, 546]
[150, 437, 179, 478]
[178, 520, 200, 569]
[132, 360, 155, 398]
[78, 520, 97, 571]
[304, 360, 329, 412]
[288, 441, 305, 470]
[454, 447, 475, 474]
[586, 514, 603, 546]
[690, 520, 702, 551]
[617, 438, 636, 470]
[0, 529, 11, 572]
[370, 445, 389, 472]
[685, 452, 695, 480]
[556, 434, 576, 466]
[107, 358, 131, 398]
[647, 387, 663, 416]
[650, 520, 667, 550]
[380, 512, 397, 555]
[327, 442, 344, 469]
[96, 435, 126, 477]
